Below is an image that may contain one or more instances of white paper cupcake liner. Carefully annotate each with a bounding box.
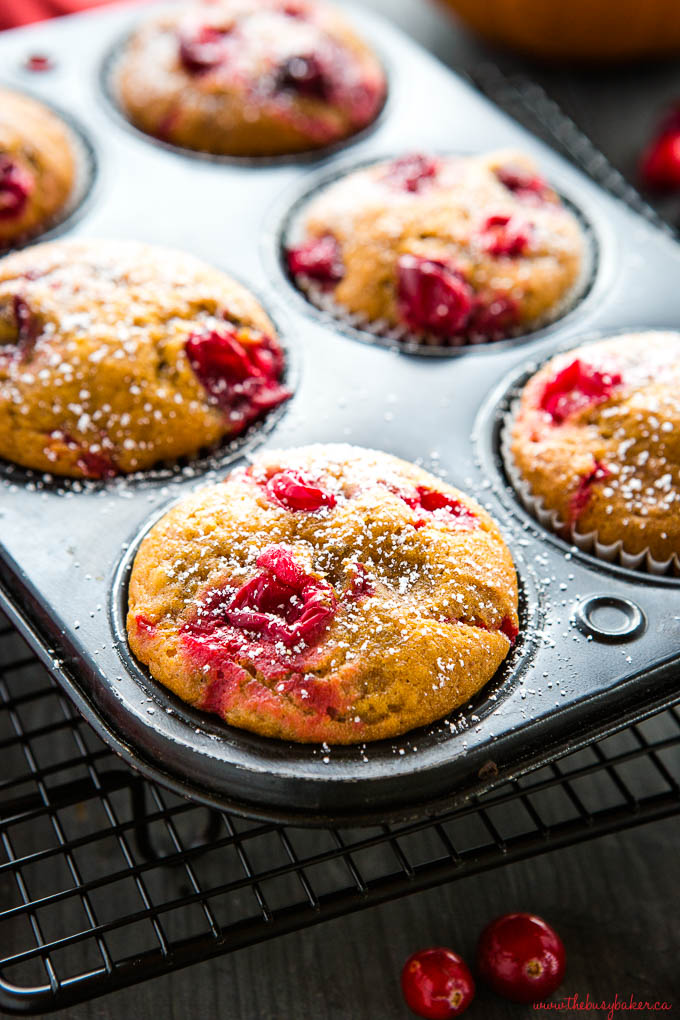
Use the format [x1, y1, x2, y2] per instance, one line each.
[500, 400, 680, 577]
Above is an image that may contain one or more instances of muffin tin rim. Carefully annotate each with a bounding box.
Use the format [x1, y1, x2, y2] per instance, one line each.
[473, 324, 680, 587]
[263, 147, 609, 359]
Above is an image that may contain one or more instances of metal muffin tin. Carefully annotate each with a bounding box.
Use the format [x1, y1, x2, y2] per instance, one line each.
[1, 1, 679, 827]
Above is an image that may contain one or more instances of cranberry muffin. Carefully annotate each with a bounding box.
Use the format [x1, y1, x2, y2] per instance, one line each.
[287, 150, 586, 346]
[0, 240, 290, 478]
[115, 0, 386, 157]
[509, 332, 680, 570]
[0, 88, 77, 250]
[127, 445, 519, 744]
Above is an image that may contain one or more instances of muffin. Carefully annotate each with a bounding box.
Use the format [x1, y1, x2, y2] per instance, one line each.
[286, 150, 587, 346]
[0, 239, 290, 478]
[115, 0, 386, 157]
[0, 88, 77, 250]
[509, 332, 680, 571]
[127, 445, 519, 744]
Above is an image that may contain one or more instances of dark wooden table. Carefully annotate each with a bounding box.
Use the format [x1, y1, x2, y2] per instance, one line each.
[31, 1, 680, 1016]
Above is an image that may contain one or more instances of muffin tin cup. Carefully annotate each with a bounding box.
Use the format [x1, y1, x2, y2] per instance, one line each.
[1, 1, 680, 825]
[273, 152, 599, 356]
[480, 328, 680, 579]
[500, 412, 680, 577]
[98, 27, 392, 168]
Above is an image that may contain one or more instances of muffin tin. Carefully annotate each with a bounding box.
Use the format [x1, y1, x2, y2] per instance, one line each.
[0, 1, 679, 827]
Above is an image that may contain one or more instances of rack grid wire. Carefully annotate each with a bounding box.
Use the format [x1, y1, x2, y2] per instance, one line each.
[1, 608, 679, 1015]
[1, 71, 680, 1015]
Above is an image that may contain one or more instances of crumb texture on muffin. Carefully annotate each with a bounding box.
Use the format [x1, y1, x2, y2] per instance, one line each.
[115, 0, 386, 156]
[127, 445, 519, 744]
[0, 239, 290, 478]
[510, 332, 680, 568]
[287, 150, 586, 346]
[0, 88, 77, 250]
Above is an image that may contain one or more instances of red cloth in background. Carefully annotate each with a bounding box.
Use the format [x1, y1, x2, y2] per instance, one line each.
[0, 0, 127, 30]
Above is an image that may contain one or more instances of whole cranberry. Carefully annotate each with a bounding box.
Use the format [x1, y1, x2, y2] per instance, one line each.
[640, 109, 680, 191]
[476, 913, 566, 1003]
[287, 234, 343, 284]
[396, 255, 473, 336]
[401, 948, 475, 1019]
[178, 25, 227, 74]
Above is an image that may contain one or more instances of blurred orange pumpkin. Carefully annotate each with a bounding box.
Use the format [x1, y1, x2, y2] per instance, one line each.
[437, 0, 680, 61]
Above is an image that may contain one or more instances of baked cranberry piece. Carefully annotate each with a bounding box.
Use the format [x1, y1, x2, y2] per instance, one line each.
[401, 947, 475, 1019]
[477, 913, 566, 1003]
[496, 164, 551, 202]
[500, 616, 519, 643]
[185, 325, 289, 431]
[345, 78, 384, 125]
[3, 296, 41, 360]
[539, 358, 622, 424]
[383, 153, 439, 193]
[178, 25, 228, 74]
[277, 54, 331, 100]
[459, 614, 518, 644]
[281, 1, 307, 16]
[397, 255, 474, 337]
[287, 234, 343, 284]
[49, 430, 118, 479]
[192, 545, 337, 649]
[266, 469, 337, 512]
[344, 561, 373, 599]
[640, 106, 680, 192]
[394, 485, 477, 529]
[478, 213, 532, 257]
[467, 294, 518, 341]
[76, 449, 118, 480]
[134, 614, 157, 638]
[0, 157, 33, 220]
[569, 460, 610, 523]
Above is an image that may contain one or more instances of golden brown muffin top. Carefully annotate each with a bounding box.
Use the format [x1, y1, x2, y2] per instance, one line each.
[0, 239, 289, 477]
[128, 445, 519, 743]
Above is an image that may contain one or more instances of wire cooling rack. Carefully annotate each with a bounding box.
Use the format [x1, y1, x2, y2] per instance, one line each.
[2, 71, 680, 1015]
[1, 608, 679, 1014]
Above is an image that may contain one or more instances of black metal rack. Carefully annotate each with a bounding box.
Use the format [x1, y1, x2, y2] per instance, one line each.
[1, 611, 679, 1014]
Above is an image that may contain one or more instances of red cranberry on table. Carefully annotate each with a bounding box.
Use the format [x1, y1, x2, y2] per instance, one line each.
[476, 912, 566, 1003]
[401, 948, 475, 1019]
[640, 107, 680, 191]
